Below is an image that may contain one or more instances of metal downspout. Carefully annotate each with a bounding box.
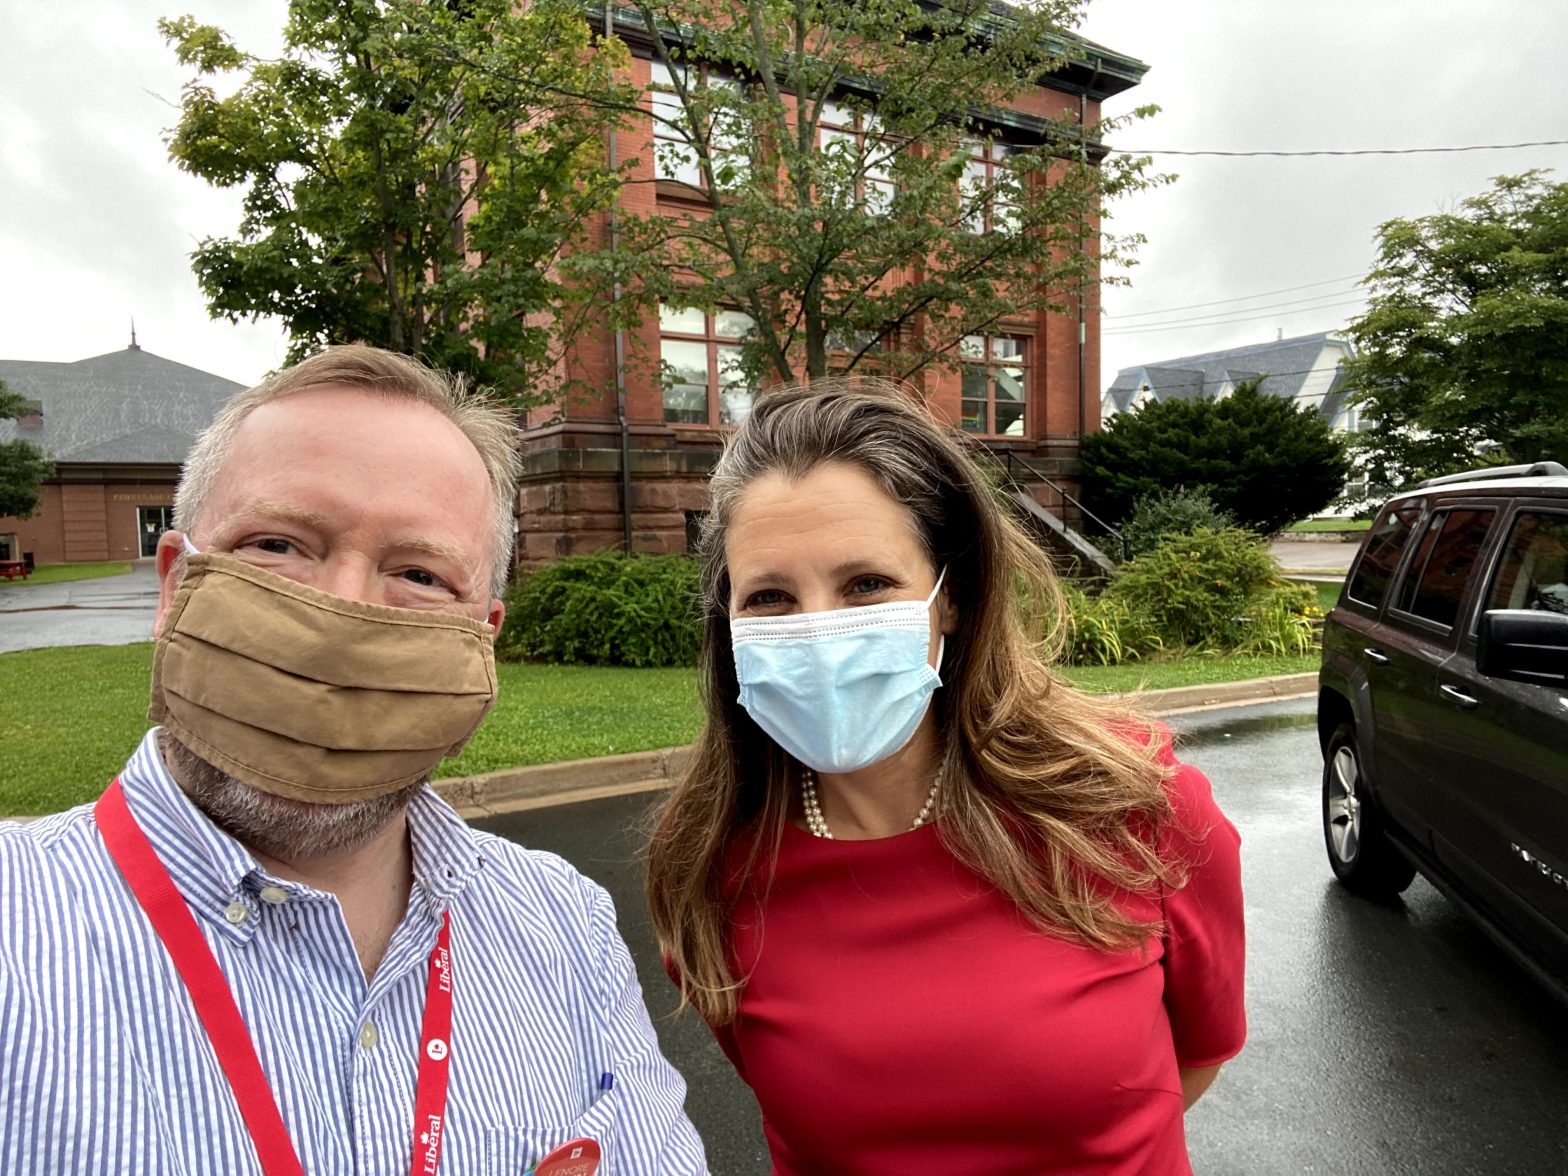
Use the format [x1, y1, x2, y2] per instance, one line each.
[606, 2, 634, 553]
[1077, 89, 1090, 444]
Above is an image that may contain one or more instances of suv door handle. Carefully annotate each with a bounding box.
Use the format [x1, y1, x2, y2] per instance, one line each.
[1363, 647, 1391, 665]
[1440, 684, 1480, 710]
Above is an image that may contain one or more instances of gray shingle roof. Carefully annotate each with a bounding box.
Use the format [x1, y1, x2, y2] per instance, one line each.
[1105, 331, 1354, 418]
[0, 346, 247, 465]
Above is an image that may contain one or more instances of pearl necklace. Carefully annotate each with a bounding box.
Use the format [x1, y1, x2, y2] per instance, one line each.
[800, 768, 941, 840]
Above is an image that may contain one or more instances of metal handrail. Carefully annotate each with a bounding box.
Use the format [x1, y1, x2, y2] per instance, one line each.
[1001, 451, 1127, 561]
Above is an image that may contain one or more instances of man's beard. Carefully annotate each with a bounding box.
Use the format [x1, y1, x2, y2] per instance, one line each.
[158, 730, 424, 860]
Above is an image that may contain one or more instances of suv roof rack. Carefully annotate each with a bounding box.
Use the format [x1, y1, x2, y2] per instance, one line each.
[1418, 460, 1568, 489]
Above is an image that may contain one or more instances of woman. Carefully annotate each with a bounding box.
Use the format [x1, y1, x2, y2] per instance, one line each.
[647, 378, 1245, 1175]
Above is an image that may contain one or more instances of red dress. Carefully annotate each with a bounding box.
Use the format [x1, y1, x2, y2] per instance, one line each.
[710, 749, 1246, 1175]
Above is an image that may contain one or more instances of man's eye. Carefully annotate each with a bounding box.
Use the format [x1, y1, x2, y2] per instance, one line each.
[250, 537, 295, 555]
[402, 568, 444, 589]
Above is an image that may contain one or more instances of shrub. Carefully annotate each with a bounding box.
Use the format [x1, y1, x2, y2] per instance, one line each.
[1105, 527, 1284, 649]
[1080, 379, 1350, 534]
[498, 552, 702, 667]
[1119, 486, 1239, 560]
[1234, 593, 1319, 657]
[1059, 584, 1165, 666]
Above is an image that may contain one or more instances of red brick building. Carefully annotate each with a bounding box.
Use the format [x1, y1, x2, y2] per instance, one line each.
[514, 20, 1147, 566]
[0, 344, 244, 567]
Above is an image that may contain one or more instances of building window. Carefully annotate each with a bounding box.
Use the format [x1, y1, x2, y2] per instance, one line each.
[649, 61, 747, 190]
[961, 139, 1019, 234]
[660, 305, 757, 425]
[819, 99, 893, 213]
[960, 335, 1027, 436]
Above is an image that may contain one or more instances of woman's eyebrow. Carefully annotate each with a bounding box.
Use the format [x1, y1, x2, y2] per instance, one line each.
[828, 559, 890, 579]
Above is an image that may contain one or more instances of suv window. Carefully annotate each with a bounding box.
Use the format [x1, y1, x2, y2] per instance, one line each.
[1347, 503, 1423, 609]
[1392, 508, 1495, 628]
[1487, 511, 1568, 617]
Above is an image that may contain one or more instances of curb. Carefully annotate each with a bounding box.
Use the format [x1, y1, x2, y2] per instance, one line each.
[436, 672, 1319, 817]
[2, 674, 1319, 824]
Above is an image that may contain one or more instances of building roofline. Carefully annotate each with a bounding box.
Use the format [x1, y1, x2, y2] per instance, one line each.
[605, 1, 1146, 102]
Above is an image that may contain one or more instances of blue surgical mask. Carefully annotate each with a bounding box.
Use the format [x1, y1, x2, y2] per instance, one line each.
[731, 571, 947, 774]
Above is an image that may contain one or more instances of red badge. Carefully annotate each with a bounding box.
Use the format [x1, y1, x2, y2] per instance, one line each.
[530, 1137, 601, 1176]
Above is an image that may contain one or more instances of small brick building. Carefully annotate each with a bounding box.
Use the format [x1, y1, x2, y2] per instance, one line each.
[513, 23, 1147, 566]
[0, 344, 244, 567]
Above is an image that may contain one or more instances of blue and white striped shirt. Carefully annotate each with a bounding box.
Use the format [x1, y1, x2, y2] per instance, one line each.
[0, 730, 709, 1175]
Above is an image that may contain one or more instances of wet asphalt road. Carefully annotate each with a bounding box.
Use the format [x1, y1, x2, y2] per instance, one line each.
[475, 697, 1568, 1175]
[0, 562, 160, 653]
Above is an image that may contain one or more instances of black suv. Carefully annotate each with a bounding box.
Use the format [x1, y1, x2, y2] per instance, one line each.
[1317, 461, 1568, 998]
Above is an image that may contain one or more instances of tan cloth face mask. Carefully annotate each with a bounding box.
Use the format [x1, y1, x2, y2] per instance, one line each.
[150, 552, 498, 804]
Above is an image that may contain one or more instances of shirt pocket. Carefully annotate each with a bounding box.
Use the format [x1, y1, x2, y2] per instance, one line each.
[484, 1088, 619, 1175]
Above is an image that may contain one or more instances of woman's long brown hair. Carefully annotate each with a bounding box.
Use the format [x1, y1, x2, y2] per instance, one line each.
[646, 377, 1186, 1026]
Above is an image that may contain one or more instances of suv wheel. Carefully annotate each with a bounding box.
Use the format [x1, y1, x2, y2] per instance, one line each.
[1322, 722, 1416, 897]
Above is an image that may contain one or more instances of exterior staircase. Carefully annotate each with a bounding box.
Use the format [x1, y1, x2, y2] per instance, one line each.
[978, 449, 1122, 579]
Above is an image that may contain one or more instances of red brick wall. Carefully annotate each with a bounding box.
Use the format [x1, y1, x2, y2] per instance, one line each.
[0, 476, 177, 565]
[513, 56, 1105, 571]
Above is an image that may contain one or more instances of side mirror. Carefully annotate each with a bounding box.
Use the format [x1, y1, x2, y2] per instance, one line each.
[1477, 609, 1568, 688]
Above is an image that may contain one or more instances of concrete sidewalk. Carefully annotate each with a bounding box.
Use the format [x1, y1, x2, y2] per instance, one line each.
[436, 671, 1320, 818]
[1268, 537, 1357, 579]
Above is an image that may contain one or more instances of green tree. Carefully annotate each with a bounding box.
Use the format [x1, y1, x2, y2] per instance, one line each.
[161, 0, 635, 400]
[1080, 379, 1349, 535]
[1343, 170, 1568, 494]
[599, 0, 1158, 383]
[0, 380, 55, 520]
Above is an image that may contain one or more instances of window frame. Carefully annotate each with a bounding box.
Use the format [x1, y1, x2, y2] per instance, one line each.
[1345, 501, 1426, 613]
[1385, 504, 1499, 634]
[958, 333, 1029, 438]
[818, 99, 894, 214]
[648, 60, 749, 191]
[961, 138, 1020, 235]
[658, 305, 757, 428]
[1478, 505, 1568, 626]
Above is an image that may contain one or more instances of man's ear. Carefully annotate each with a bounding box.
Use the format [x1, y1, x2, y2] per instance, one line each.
[153, 531, 188, 638]
[487, 598, 506, 639]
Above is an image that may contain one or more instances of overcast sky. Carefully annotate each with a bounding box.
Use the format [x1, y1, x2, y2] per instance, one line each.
[2, 0, 1565, 390]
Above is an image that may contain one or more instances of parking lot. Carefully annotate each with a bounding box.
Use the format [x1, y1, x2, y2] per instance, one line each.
[481, 697, 1568, 1175]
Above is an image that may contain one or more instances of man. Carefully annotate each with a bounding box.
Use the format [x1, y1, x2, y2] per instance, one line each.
[0, 346, 708, 1174]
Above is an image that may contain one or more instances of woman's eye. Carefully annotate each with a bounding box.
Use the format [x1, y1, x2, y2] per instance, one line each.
[850, 576, 891, 596]
[744, 589, 787, 609]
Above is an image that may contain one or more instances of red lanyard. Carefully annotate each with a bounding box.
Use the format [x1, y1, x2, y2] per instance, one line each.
[96, 777, 455, 1176]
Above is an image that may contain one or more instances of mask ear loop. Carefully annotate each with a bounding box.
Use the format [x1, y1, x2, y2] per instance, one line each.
[182, 535, 201, 556]
[928, 566, 948, 673]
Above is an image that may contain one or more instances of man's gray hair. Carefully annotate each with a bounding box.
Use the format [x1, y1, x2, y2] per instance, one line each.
[174, 345, 522, 597]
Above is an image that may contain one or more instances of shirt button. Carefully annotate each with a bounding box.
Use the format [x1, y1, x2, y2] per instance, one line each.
[259, 886, 289, 906]
[223, 902, 249, 925]
[359, 1022, 379, 1051]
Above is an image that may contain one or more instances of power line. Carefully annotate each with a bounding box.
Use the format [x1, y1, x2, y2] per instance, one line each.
[1106, 273, 1365, 320]
[1103, 288, 1363, 331]
[1102, 298, 1366, 336]
[1103, 139, 1568, 158]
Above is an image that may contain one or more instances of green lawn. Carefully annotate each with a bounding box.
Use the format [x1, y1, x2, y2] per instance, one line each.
[1, 643, 1315, 816]
[1285, 519, 1371, 533]
[0, 561, 132, 587]
[1064, 653, 1317, 696]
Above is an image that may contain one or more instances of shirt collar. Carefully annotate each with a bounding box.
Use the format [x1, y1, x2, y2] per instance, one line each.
[115, 729, 484, 937]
